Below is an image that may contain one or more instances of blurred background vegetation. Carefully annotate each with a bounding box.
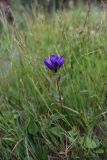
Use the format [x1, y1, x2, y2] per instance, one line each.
[9, 0, 107, 11]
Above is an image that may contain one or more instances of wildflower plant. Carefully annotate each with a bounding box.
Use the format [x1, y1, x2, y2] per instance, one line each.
[44, 54, 64, 109]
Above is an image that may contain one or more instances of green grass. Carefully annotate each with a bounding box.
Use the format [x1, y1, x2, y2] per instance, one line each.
[0, 5, 107, 160]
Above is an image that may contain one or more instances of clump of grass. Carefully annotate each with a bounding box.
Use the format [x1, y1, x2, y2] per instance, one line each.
[0, 4, 107, 160]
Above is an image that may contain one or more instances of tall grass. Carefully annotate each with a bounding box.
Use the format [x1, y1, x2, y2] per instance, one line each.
[0, 5, 107, 160]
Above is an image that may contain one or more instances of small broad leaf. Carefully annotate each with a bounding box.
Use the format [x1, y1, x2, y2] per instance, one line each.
[28, 120, 38, 135]
[50, 113, 63, 121]
[68, 127, 78, 142]
[68, 127, 78, 137]
[85, 137, 97, 149]
[95, 148, 104, 154]
[50, 126, 63, 138]
[19, 111, 30, 130]
[79, 137, 84, 146]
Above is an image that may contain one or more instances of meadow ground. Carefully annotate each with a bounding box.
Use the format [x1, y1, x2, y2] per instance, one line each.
[0, 5, 107, 160]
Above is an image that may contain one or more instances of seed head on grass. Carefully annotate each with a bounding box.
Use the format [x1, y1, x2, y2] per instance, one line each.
[44, 54, 64, 73]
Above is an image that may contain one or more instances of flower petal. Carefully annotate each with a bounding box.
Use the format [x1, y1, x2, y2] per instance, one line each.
[44, 59, 53, 70]
[50, 54, 56, 65]
[58, 56, 64, 68]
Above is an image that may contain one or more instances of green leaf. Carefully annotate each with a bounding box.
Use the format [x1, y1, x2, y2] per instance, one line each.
[28, 120, 38, 135]
[95, 148, 104, 154]
[85, 137, 97, 149]
[79, 137, 84, 146]
[68, 127, 78, 142]
[68, 127, 78, 137]
[63, 106, 79, 115]
[51, 90, 59, 101]
[50, 113, 63, 121]
[19, 111, 30, 130]
[50, 126, 63, 138]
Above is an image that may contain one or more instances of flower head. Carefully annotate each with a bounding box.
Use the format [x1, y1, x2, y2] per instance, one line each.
[44, 54, 64, 72]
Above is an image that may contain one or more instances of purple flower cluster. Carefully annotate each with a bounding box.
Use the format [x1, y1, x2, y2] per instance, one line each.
[44, 54, 64, 72]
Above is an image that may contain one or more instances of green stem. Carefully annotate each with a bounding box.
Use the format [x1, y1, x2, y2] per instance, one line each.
[56, 76, 63, 108]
